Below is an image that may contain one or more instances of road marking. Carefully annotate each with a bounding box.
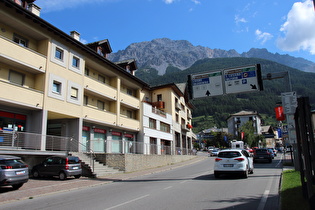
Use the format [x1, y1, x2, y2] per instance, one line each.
[257, 190, 270, 210]
[104, 194, 150, 210]
[164, 186, 173, 190]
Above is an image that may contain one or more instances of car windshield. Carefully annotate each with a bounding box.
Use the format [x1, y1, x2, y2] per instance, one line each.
[218, 151, 241, 158]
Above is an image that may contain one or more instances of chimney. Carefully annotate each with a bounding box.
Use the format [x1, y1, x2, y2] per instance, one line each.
[28, 3, 41, 16]
[70, 31, 80, 41]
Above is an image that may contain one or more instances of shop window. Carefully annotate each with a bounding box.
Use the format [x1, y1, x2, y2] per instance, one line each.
[13, 33, 28, 47]
[9, 70, 24, 86]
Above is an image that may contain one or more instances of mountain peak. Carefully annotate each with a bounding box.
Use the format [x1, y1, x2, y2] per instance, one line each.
[108, 38, 315, 75]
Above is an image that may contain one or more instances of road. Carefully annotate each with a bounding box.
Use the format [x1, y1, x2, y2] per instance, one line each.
[0, 154, 283, 210]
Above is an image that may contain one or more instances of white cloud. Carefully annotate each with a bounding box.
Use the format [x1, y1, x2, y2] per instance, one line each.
[163, 0, 175, 4]
[235, 15, 247, 24]
[191, 0, 201, 4]
[277, 0, 315, 54]
[255, 29, 273, 45]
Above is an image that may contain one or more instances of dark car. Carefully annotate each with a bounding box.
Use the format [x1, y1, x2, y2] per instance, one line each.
[32, 156, 82, 180]
[0, 155, 29, 189]
[253, 148, 272, 163]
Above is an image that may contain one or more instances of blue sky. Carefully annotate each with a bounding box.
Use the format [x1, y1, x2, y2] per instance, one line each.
[35, 0, 315, 62]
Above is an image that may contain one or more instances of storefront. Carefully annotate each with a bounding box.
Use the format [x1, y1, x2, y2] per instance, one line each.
[0, 111, 26, 132]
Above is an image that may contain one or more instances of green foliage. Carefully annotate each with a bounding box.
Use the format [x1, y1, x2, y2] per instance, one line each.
[136, 57, 315, 129]
[165, 65, 181, 75]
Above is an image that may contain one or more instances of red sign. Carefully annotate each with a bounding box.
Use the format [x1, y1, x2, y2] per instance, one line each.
[93, 128, 106, 134]
[124, 134, 134, 138]
[112, 131, 122, 136]
[82, 126, 90, 131]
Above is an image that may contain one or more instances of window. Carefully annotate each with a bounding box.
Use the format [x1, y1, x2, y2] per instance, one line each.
[52, 81, 61, 94]
[72, 56, 80, 68]
[160, 122, 170, 133]
[84, 95, 88, 105]
[97, 100, 104, 110]
[157, 94, 162, 101]
[13, 34, 28, 47]
[149, 118, 156, 129]
[55, 47, 64, 60]
[9, 70, 24, 86]
[98, 74, 105, 83]
[85, 68, 89, 76]
[127, 110, 133, 118]
[127, 88, 133, 96]
[175, 114, 179, 123]
[70, 87, 78, 99]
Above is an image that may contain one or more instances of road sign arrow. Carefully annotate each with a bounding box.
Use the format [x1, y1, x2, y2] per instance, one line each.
[205, 90, 211, 96]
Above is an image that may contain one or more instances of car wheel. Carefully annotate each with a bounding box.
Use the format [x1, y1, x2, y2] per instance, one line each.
[243, 170, 248, 178]
[59, 172, 67, 180]
[74, 175, 81, 179]
[12, 183, 23, 190]
[214, 172, 220, 178]
[32, 169, 41, 178]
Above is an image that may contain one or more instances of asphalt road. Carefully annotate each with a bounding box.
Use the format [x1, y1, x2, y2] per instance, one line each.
[0, 153, 283, 210]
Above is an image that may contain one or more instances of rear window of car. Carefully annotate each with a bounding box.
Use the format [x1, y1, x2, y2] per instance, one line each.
[256, 149, 268, 153]
[67, 157, 80, 164]
[218, 151, 241, 158]
[0, 159, 27, 169]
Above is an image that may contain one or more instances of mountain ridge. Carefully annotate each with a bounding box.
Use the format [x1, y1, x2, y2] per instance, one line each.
[108, 38, 315, 75]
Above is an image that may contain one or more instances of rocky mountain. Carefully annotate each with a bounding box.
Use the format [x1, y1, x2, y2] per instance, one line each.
[108, 38, 315, 75]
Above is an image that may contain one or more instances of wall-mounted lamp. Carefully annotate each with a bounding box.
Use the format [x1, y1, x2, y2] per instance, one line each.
[36, 103, 39, 107]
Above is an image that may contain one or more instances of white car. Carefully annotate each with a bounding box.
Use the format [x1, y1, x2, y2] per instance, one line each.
[214, 149, 254, 178]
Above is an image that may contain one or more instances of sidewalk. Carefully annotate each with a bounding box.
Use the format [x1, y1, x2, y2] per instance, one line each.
[0, 156, 207, 205]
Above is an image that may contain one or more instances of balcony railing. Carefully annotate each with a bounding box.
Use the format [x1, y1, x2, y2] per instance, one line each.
[0, 36, 46, 73]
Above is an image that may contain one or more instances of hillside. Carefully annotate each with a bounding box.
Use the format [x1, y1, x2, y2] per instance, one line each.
[138, 57, 315, 130]
[108, 38, 315, 75]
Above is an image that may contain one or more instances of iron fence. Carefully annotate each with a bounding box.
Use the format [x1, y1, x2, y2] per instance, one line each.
[0, 131, 193, 155]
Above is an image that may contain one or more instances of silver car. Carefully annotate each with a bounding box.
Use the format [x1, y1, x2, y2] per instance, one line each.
[0, 155, 29, 189]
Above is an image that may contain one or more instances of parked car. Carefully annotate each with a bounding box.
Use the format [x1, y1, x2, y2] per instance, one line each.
[0, 155, 29, 189]
[253, 148, 273, 163]
[214, 149, 254, 178]
[210, 149, 220, 156]
[32, 156, 82, 180]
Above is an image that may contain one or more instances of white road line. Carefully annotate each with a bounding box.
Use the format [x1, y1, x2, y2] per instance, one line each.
[164, 186, 173, 190]
[257, 190, 270, 210]
[104, 194, 150, 210]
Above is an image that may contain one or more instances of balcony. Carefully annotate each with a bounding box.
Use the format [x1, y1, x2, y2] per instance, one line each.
[119, 116, 140, 131]
[120, 93, 140, 110]
[152, 101, 165, 109]
[83, 106, 117, 125]
[84, 77, 117, 101]
[0, 36, 46, 74]
[0, 81, 44, 108]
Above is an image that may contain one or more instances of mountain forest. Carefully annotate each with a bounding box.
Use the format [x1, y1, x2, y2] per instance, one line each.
[135, 57, 315, 132]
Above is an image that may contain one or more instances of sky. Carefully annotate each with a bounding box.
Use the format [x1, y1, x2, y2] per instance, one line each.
[34, 0, 315, 62]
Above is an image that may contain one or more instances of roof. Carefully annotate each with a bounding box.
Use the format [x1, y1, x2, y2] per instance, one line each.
[227, 110, 262, 120]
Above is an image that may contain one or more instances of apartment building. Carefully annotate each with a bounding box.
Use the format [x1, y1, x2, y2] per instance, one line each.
[0, 0, 195, 155]
[227, 110, 262, 138]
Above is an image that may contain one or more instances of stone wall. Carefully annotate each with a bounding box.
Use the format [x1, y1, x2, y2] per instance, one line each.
[95, 154, 197, 172]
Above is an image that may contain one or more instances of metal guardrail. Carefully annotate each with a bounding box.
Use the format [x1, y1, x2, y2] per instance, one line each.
[0, 131, 193, 155]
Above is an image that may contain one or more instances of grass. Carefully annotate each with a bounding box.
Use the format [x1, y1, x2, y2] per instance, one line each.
[281, 169, 311, 210]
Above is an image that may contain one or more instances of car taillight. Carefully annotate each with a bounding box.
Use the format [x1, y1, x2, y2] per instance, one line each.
[234, 158, 245, 162]
[65, 158, 69, 170]
[215, 158, 222, 162]
[1, 165, 13, 169]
